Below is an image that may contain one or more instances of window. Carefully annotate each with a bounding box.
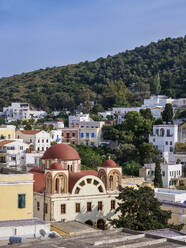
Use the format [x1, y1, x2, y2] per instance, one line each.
[42, 139, 44, 143]
[75, 203, 80, 213]
[98, 186, 103, 192]
[61, 204, 66, 214]
[111, 200, 115, 210]
[18, 194, 26, 208]
[91, 132, 95, 138]
[153, 138, 155, 142]
[87, 178, 92, 184]
[44, 203, 48, 214]
[37, 147, 40, 151]
[98, 201, 103, 211]
[30, 139, 32, 143]
[170, 141, 172, 145]
[42, 147, 44, 151]
[46, 139, 48, 143]
[11, 157, 16, 161]
[80, 133, 84, 138]
[165, 141, 168, 145]
[8, 134, 11, 139]
[72, 133, 75, 137]
[38, 139, 40, 143]
[162, 171, 165, 177]
[87, 202, 92, 212]
[20, 146, 23, 150]
[167, 129, 171, 137]
[86, 132, 89, 138]
[170, 147, 173, 152]
[37, 202, 40, 211]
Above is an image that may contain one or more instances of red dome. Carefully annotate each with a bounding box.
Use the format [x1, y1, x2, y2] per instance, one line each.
[50, 162, 63, 170]
[102, 160, 117, 168]
[42, 144, 80, 161]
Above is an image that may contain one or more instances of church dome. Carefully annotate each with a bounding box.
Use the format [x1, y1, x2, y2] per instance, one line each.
[50, 162, 63, 170]
[42, 144, 80, 161]
[102, 160, 117, 168]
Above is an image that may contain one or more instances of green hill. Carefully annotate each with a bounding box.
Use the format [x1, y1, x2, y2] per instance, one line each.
[0, 35, 185, 112]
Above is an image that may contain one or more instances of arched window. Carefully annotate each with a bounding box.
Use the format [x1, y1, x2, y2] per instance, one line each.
[55, 178, 59, 193]
[160, 128, 165, 137]
[116, 175, 120, 189]
[109, 176, 113, 190]
[46, 173, 52, 193]
[55, 174, 66, 194]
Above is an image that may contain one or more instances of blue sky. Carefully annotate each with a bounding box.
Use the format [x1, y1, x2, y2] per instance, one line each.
[0, 0, 185, 77]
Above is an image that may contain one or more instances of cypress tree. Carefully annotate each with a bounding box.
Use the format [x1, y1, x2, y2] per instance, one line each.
[154, 160, 163, 188]
[162, 103, 173, 123]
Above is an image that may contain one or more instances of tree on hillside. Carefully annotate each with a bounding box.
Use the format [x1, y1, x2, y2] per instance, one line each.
[109, 186, 183, 231]
[162, 103, 173, 123]
[154, 160, 163, 188]
[150, 72, 161, 95]
[123, 161, 142, 176]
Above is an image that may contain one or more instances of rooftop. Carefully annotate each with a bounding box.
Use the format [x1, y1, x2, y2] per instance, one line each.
[0, 167, 26, 175]
[2, 227, 186, 248]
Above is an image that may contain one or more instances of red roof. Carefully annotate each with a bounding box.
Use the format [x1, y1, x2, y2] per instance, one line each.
[50, 162, 63, 170]
[0, 140, 15, 146]
[29, 168, 45, 193]
[69, 170, 98, 193]
[42, 144, 80, 161]
[102, 160, 117, 168]
[19, 130, 41, 135]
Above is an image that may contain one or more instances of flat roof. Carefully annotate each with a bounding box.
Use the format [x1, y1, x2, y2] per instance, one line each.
[0, 218, 47, 227]
[2, 227, 186, 248]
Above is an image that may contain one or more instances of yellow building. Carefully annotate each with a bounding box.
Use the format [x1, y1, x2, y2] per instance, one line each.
[161, 202, 186, 233]
[0, 167, 33, 221]
[0, 125, 15, 139]
[79, 121, 105, 147]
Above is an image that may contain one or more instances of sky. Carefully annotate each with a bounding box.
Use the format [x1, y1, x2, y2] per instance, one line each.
[0, 0, 185, 77]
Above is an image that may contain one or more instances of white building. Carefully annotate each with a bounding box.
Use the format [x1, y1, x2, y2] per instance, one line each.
[149, 124, 178, 162]
[155, 188, 186, 203]
[30, 144, 122, 229]
[44, 120, 64, 129]
[0, 139, 29, 169]
[16, 130, 51, 152]
[139, 163, 182, 188]
[142, 95, 173, 108]
[3, 102, 47, 122]
[69, 113, 92, 128]
[173, 98, 186, 108]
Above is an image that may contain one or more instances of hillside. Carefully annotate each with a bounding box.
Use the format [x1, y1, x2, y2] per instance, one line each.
[0, 35, 185, 112]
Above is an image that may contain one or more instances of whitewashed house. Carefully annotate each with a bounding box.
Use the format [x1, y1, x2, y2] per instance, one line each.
[16, 130, 51, 152]
[149, 124, 178, 163]
[69, 113, 92, 128]
[139, 163, 182, 188]
[0, 139, 29, 169]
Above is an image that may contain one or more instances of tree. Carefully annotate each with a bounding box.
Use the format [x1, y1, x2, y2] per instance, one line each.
[123, 161, 142, 176]
[162, 103, 173, 123]
[154, 160, 163, 188]
[150, 72, 161, 95]
[110, 186, 183, 231]
[140, 108, 153, 120]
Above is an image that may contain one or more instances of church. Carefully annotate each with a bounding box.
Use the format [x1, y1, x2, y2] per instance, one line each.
[30, 144, 122, 229]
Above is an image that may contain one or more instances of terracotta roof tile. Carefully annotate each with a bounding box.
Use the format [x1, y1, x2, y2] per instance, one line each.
[0, 140, 15, 146]
[29, 168, 45, 193]
[42, 144, 80, 161]
[102, 160, 118, 168]
[19, 130, 41, 135]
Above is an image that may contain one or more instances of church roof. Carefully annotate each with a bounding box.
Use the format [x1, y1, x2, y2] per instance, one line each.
[42, 144, 80, 161]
